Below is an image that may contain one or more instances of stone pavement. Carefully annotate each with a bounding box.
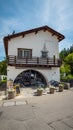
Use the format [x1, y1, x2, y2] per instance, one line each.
[0, 88, 73, 130]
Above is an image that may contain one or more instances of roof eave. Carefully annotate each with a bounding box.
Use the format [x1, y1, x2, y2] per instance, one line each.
[3, 25, 65, 56]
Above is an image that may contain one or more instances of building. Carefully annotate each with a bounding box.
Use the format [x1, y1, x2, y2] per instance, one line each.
[4, 26, 65, 87]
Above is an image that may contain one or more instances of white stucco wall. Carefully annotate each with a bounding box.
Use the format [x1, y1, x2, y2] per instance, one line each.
[7, 66, 60, 83]
[7, 30, 60, 83]
[8, 30, 59, 58]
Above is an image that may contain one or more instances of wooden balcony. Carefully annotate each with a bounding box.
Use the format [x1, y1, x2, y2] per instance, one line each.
[7, 55, 61, 68]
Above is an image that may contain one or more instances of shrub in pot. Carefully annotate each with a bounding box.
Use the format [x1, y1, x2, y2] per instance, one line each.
[37, 87, 43, 96]
[49, 86, 55, 94]
[59, 84, 64, 92]
[63, 83, 70, 90]
[8, 89, 15, 99]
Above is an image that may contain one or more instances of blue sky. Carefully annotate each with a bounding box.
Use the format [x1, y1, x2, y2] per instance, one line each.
[0, 0, 73, 61]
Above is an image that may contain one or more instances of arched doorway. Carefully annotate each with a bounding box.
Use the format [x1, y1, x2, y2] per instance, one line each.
[14, 69, 47, 87]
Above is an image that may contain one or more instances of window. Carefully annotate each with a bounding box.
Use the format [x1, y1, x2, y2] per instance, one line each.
[18, 48, 32, 58]
[42, 51, 48, 58]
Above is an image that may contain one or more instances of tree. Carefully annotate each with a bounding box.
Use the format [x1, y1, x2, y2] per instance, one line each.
[59, 45, 73, 61]
[64, 53, 73, 75]
[70, 44, 73, 53]
[60, 45, 73, 81]
[0, 59, 7, 75]
[59, 48, 69, 61]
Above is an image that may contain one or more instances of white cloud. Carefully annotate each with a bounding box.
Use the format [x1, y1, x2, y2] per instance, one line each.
[0, 0, 73, 60]
[39, 0, 51, 23]
[0, 37, 3, 43]
[53, 0, 73, 32]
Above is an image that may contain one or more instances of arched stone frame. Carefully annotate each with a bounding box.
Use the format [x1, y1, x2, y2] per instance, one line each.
[14, 69, 48, 87]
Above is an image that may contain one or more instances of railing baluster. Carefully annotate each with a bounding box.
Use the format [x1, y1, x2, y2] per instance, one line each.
[26, 57, 28, 64]
[53, 55, 55, 65]
[47, 58, 48, 64]
[14, 56, 16, 65]
[37, 57, 39, 64]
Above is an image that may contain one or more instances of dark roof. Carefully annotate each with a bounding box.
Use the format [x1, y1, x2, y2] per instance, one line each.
[3, 25, 65, 56]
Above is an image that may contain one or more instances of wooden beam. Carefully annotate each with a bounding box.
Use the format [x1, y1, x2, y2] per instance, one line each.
[35, 30, 38, 34]
[22, 34, 25, 37]
[43, 28, 47, 32]
[52, 33, 55, 36]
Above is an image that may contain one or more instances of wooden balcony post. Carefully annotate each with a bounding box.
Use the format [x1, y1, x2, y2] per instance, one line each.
[47, 58, 49, 64]
[53, 55, 55, 65]
[26, 57, 28, 64]
[37, 57, 39, 64]
[14, 56, 16, 65]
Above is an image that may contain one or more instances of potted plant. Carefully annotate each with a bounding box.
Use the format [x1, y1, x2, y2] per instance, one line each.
[14, 84, 20, 96]
[49, 86, 55, 94]
[7, 88, 15, 99]
[59, 84, 64, 92]
[37, 87, 43, 96]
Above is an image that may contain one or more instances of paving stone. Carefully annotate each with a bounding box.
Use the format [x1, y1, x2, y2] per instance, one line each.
[62, 117, 73, 128]
[25, 119, 53, 130]
[0, 119, 26, 130]
[50, 121, 73, 130]
[16, 101, 26, 105]
[3, 101, 15, 107]
[0, 102, 3, 107]
[0, 105, 35, 121]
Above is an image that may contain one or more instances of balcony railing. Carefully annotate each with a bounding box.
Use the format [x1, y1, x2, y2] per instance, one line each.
[7, 55, 61, 68]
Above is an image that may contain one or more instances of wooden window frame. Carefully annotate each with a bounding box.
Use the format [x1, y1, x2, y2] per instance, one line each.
[18, 48, 32, 59]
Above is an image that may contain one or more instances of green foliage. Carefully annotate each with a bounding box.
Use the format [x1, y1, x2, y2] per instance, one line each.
[59, 48, 69, 61]
[70, 45, 73, 53]
[0, 59, 7, 75]
[60, 64, 71, 78]
[60, 45, 73, 81]
[3, 76, 7, 80]
[1, 79, 7, 83]
[64, 53, 73, 75]
[66, 74, 73, 80]
[59, 44, 73, 61]
[49, 86, 55, 89]
[59, 84, 64, 87]
[37, 87, 43, 91]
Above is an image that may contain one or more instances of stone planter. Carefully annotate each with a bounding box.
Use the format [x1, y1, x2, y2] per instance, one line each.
[8, 90, 15, 99]
[0, 92, 2, 96]
[14, 84, 20, 95]
[7, 79, 14, 90]
[37, 89, 43, 96]
[49, 88, 55, 94]
[64, 83, 70, 90]
[59, 85, 64, 92]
